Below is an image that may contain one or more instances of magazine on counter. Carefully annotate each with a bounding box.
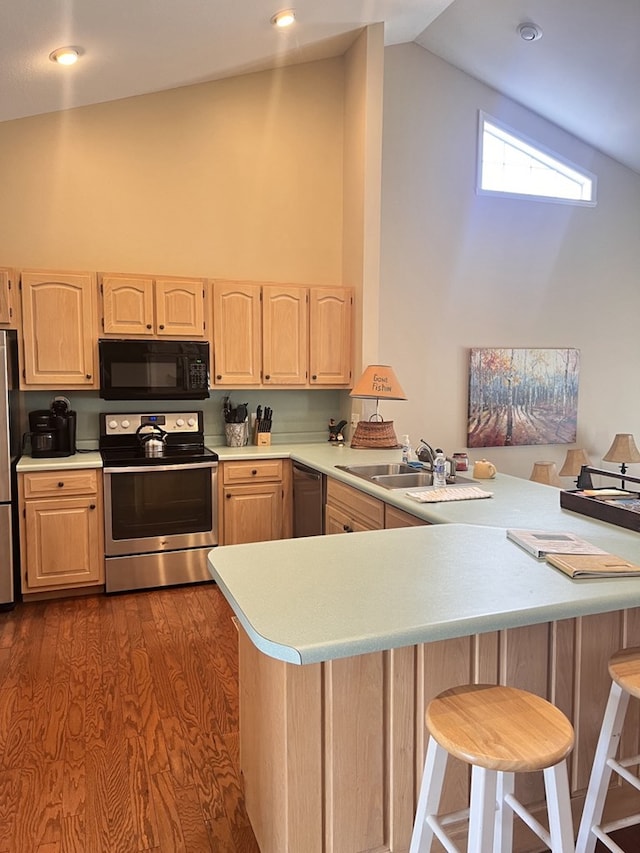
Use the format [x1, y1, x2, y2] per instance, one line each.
[506, 529, 607, 559]
[546, 553, 640, 579]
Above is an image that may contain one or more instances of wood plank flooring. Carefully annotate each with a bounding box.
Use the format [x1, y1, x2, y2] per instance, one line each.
[0, 584, 260, 852]
[2, 584, 640, 852]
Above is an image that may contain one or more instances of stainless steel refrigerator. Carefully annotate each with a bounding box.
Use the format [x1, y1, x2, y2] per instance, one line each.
[0, 330, 19, 610]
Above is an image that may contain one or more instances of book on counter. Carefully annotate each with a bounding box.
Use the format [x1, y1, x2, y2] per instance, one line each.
[506, 528, 607, 558]
[546, 553, 640, 579]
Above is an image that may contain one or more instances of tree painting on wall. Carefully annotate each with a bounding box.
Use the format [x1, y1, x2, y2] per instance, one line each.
[467, 348, 580, 447]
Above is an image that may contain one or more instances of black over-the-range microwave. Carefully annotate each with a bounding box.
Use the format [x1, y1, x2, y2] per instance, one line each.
[99, 339, 210, 400]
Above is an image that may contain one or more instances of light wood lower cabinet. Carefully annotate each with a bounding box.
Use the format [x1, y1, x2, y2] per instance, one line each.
[325, 478, 384, 533]
[19, 469, 104, 594]
[239, 608, 640, 853]
[384, 504, 429, 528]
[220, 459, 292, 544]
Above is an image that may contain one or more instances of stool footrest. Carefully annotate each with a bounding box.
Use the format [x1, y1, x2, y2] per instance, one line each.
[592, 824, 627, 853]
[504, 793, 552, 848]
[601, 812, 640, 834]
[607, 756, 640, 791]
[426, 814, 462, 853]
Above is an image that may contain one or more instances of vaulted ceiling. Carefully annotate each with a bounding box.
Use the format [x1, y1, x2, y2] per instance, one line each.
[2, 0, 638, 174]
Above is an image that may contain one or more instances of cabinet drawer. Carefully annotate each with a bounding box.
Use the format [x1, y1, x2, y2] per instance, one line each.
[385, 505, 429, 528]
[326, 478, 384, 529]
[22, 469, 99, 499]
[223, 459, 284, 485]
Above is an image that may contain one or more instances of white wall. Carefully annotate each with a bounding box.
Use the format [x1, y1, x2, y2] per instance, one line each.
[379, 44, 640, 480]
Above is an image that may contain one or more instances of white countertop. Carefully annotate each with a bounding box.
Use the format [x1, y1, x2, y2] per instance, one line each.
[208, 523, 640, 665]
[17, 451, 103, 472]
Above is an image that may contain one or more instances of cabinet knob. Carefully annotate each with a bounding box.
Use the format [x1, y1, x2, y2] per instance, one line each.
[264, 374, 270, 380]
[146, 324, 152, 330]
[89, 504, 96, 510]
[343, 524, 353, 533]
[216, 374, 222, 380]
[226, 494, 231, 499]
[159, 324, 165, 330]
[251, 469, 257, 476]
[86, 374, 92, 380]
[57, 481, 64, 488]
[311, 374, 317, 381]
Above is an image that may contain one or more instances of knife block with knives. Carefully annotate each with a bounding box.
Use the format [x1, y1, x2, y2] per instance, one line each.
[253, 405, 272, 446]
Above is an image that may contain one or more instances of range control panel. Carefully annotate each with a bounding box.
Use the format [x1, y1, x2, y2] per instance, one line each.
[100, 412, 203, 436]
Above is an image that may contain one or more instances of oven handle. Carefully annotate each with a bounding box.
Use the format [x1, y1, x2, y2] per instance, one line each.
[103, 461, 218, 474]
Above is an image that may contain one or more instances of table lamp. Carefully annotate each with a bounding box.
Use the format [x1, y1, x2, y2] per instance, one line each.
[349, 364, 407, 448]
[603, 433, 640, 489]
[529, 461, 562, 487]
[559, 448, 592, 488]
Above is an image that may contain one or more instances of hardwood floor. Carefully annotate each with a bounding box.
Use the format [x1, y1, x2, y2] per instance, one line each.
[0, 584, 260, 852]
[2, 584, 640, 853]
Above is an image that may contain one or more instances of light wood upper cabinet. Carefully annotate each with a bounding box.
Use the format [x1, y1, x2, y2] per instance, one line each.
[0, 268, 16, 327]
[212, 280, 262, 384]
[262, 284, 308, 385]
[212, 280, 353, 388]
[20, 270, 97, 388]
[101, 274, 154, 335]
[100, 273, 206, 338]
[309, 287, 353, 386]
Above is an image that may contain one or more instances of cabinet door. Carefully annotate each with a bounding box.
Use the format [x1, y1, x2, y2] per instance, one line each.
[212, 281, 262, 384]
[23, 496, 103, 590]
[262, 285, 307, 385]
[155, 278, 205, 337]
[21, 270, 97, 387]
[325, 503, 377, 534]
[223, 483, 283, 545]
[0, 268, 15, 326]
[309, 287, 353, 386]
[101, 274, 154, 336]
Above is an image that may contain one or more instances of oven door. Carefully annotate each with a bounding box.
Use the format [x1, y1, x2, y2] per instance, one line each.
[103, 461, 218, 556]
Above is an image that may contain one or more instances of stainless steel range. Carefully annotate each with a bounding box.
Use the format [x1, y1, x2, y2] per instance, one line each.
[100, 411, 218, 593]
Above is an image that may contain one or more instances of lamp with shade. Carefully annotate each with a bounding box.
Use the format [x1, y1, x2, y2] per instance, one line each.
[559, 448, 592, 488]
[529, 461, 562, 487]
[349, 364, 407, 448]
[603, 433, 640, 489]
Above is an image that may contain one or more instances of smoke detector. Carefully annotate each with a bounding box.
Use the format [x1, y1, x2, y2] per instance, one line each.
[518, 22, 543, 42]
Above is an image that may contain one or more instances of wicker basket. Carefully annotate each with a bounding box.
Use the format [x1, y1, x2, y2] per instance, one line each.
[350, 419, 399, 449]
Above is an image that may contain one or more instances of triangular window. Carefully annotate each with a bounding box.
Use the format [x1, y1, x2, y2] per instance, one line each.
[477, 112, 596, 205]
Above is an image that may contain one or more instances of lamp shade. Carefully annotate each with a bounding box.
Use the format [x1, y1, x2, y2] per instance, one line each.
[530, 461, 562, 487]
[603, 434, 640, 463]
[559, 448, 591, 477]
[350, 365, 407, 400]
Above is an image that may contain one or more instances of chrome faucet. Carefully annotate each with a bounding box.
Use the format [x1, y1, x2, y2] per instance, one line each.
[416, 439, 457, 482]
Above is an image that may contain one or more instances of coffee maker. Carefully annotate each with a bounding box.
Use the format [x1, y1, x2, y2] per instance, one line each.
[26, 397, 77, 458]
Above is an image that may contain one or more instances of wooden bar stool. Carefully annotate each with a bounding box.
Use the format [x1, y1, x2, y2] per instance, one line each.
[576, 646, 640, 853]
[410, 683, 576, 853]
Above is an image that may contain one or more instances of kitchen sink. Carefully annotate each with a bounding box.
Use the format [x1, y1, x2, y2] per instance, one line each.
[335, 464, 478, 490]
[335, 463, 416, 478]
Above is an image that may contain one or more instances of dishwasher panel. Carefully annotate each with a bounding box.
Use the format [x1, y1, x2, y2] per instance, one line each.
[292, 463, 325, 537]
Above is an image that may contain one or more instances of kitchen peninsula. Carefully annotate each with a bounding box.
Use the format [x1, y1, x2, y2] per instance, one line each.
[207, 454, 640, 853]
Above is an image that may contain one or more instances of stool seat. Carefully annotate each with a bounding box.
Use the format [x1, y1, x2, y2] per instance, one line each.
[576, 646, 640, 853]
[411, 683, 576, 852]
[427, 684, 575, 773]
[608, 645, 640, 697]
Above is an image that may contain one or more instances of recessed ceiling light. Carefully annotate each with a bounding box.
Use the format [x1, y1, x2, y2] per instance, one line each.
[271, 9, 296, 28]
[518, 23, 543, 42]
[49, 47, 80, 66]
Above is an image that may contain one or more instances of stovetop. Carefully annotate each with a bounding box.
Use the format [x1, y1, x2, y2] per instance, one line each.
[99, 410, 218, 466]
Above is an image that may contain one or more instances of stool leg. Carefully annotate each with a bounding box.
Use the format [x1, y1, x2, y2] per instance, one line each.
[468, 766, 497, 853]
[410, 736, 449, 853]
[576, 682, 630, 853]
[494, 772, 514, 853]
[544, 760, 575, 852]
